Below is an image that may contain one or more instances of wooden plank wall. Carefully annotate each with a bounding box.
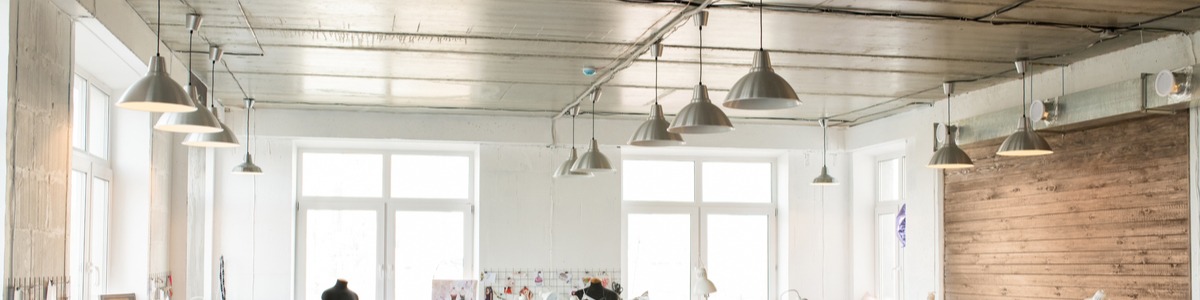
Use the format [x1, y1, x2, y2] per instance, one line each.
[943, 114, 1190, 300]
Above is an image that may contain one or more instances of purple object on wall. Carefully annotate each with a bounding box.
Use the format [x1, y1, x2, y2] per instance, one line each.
[897, 204, 907, 248]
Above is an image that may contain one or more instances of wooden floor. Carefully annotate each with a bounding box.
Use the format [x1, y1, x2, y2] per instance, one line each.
[943, 114, 1190, 300]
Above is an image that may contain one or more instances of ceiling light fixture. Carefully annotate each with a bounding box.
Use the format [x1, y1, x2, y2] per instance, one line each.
[928, 82, 974, 169]
[115, 0, 194, 113]
[572, 89, 615, 173]
[812, 118, 837, 185]
[723, 0, 800, 110]
[669, 11, 734, 134]
[232, 98, 263, 175]
[183, 46, 240, 148]
[629, 41, 684, 146]
[997, 60, 1053, 156]
[155, 14, 223, 133]
[554, 107, 594, 178]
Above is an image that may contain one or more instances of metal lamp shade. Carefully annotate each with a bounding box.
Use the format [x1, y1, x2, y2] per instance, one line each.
[996, 116, 1053, 156]
[571, 138, 614, 173]
[182, 122, 240, 148]
[554, 148, 594, 178]
[812, 166, 837, 185]
[723, 50, 800, 110]
[154, 86, 224, 133]
[116, 56, 195, 113]
[668, 84, 734, 134]
[629, 103, 684, 146]
[927, 134, 974, 169]
[232, 153, 263, 175]
[692, 267, 717, 297]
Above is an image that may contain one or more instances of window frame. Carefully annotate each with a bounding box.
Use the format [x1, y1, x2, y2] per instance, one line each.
[68, 69, 115, 300]
[621, 155, 778, 300]
[873, 153, 905, 300]
[294, 147, 476, 300]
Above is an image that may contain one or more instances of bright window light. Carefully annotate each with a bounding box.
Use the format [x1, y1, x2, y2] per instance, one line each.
[627, 214, 691, 300]
[390, 155, 470, 199]
[395, 211, 465, 299]
[706, 214, 768, 300]
[622, 160, 694, 202]
[302, 153, 384, 198]
[305, 209, 378, 300]
[701, 162, 772, 203]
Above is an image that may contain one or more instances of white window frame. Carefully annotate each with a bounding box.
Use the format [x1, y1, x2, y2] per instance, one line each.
[621, 155, 778, 300]
[873, 153, 905, 300]
[68, 70, 114, 300]
[295, 148, 476, 300]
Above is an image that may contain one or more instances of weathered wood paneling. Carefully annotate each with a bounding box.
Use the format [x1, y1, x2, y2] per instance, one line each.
[944, 114, 1190, 300]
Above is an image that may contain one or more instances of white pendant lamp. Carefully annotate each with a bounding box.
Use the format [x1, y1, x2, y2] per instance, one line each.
[669, 11, 734, 134]
[232, 98, 263, 175]
[183, 47, 240, 148]
[724, 0, 801, 110]
[155, 14, 222, 133]
[629, 41, 684, 146]
[115, 0, 194, 113]
[554, 108, 594, 178]
[812, 118, 838, 185]
[928, 82, 974, 169]
[997, 60, 1054, 156]
[571, 89, 615, 173]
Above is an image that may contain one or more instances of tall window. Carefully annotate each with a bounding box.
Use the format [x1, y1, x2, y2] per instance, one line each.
[68, 72, 112, 300]
[622, 157, 776, 300]
[296, 149, 475, 300]
[875, 155, 904, 300]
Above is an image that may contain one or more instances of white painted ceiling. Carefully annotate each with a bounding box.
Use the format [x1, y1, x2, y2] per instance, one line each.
[129, 0, 1200, 125]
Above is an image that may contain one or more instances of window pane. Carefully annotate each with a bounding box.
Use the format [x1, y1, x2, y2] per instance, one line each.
[302, 153, 383, 197]
[877, 158, 902, 202]
[701, 162, 771, 203]
[390, 155, 469, 199]
[68, 171, 86, 300]
[623, 160, 694, 202]
[71, 75, 87, 150]
[706, 214, 768, 300]
[395, 211, 465, 300]
[306, 210, 378, 300]
[88, 87, 109, 159]
[877, 213, 898, 300]
[627, 214, 691, 300]
[89, 178, 110, 298]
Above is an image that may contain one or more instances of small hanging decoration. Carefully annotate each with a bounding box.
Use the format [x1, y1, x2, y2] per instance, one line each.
[896, 204, 907, 248]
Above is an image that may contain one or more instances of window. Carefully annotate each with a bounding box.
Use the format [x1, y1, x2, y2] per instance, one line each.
[623, 158, 776, 300]
[68, 72, 113, 300]
[71, 73, 109, 159]
[297, 149, 475, 300]
[875, 156, 904, 300]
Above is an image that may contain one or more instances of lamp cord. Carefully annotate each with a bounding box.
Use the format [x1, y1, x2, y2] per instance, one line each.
[211, 60, 217, 110]
[188, 28, 193, 89]
[699, 25, 704, 83]
[591, 93, 596, 139]
[759, 0, 764, 50]
[571, 113, 576, 147]
[945, 90, 951, 123]
[821, 120, 828, 166]
[245, 100, 251, 155]
[1022, 72, 1028, 116]
[156, 0, 161, 56]
[654, 56, 658, 105]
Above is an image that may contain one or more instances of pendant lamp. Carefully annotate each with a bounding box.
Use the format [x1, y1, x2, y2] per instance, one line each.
[724, 0, 801, 110]
[115, 0, 194, 113]
[554, 108, 594, 178]
[812, 118, 837, 185]
[155, 14, 223, 133]
[669, 11, 734, 134]
[997, 60, 1053, 156]
[928, 82, 974, 169]
[232, 98, 263, 175]
[183, 46, 240, 148]
[629, 41, 684, 146]
[571, 89, 615, 173]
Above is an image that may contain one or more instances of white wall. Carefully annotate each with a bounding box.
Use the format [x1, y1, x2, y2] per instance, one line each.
[205, 108, 853, 300]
